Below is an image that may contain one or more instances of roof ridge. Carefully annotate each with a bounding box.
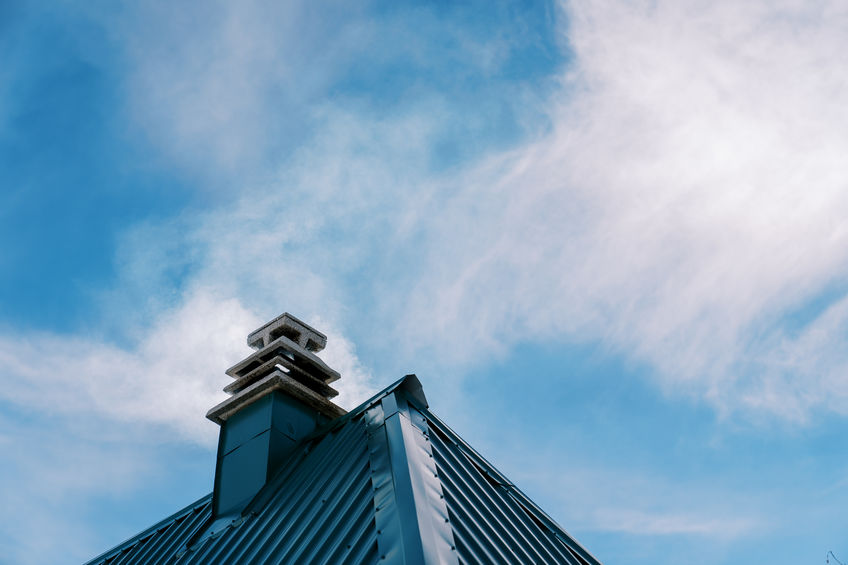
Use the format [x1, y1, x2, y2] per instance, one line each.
[293, 374, 427, 443]
[364, 385, 459, 564]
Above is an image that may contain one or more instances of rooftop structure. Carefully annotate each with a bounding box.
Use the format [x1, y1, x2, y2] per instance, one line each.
[85, 313, 603, 565]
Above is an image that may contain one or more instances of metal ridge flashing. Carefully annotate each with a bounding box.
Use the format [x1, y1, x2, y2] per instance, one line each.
[299, 374, 428, 441]
[365, 382, 458, 565]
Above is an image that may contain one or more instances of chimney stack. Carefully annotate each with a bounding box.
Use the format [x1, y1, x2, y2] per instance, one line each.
[207, 313, 346, 518]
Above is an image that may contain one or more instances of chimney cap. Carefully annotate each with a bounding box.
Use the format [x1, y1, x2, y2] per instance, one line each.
[207, 311, 345, 426]
[247, 312, 327, 352]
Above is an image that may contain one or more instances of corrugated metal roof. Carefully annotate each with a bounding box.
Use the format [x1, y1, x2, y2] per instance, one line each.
[85, 376, 603, 565]
[86, 412, 378, 565]
[84, 496, 212, 565]
[424, 408, 601, 565]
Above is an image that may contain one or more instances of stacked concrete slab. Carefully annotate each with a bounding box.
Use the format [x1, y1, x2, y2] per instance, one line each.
[206, 313, 345, 424]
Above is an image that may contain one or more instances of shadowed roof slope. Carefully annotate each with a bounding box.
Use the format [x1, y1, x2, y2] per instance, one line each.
[85, 375, 603, 565]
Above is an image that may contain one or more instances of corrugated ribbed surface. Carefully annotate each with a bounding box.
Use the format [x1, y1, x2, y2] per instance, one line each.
[185, 415, 378, 565]
[85, 376, 602, 565]
[87, 414, 378, 565]
[86, 497, 212, 565]
[424, 409, 601, 565]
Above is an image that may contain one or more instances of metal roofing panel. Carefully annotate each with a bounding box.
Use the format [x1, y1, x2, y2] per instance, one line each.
[84, 375, 603, 565]
[182, 414, 378, 565]
[84, 497, 212, 565]
[85, 414, 378, 565]
[423, 407, 603, 565]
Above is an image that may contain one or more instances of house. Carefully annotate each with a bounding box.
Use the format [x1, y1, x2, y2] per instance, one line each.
[85, 313, 603, 564]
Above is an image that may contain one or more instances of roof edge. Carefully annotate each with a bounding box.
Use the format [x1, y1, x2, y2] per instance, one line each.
[83, 494, 212, 565]
[422, 408, 605, 565]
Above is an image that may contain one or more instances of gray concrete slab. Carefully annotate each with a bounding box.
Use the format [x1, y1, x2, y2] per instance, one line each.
[247, 312, 327, 352]
[207, 370, 346, 425]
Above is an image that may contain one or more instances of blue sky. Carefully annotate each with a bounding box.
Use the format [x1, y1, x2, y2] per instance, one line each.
[2, 1, 847, 563]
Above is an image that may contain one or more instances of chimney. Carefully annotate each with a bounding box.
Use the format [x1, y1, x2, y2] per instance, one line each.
[206, 313, 346, 518]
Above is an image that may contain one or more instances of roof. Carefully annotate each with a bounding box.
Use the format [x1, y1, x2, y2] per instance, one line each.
[85, 375, 603, 565]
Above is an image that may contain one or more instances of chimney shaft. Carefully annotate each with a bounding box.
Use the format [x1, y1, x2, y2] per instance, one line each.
[207, 313, 346, 518]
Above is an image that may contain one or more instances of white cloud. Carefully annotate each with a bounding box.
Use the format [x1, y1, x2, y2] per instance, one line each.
[393, 0, 848, 421]
[10, 2, 848, 561]
[0, 290, 254, 443]
[5, 0, 848, 455]
[0, 288, 376, 444]
[590, 508, 757, 538]
[112, 1, 373, 177]
[514, 463, 763, 541]
[315, 319, 376, 410]
[110, 0, 530, 184]
[0, 288, 378, 562]
[0, 409, 160, 565]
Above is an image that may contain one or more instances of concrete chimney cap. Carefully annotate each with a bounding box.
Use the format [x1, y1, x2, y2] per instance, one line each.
[247, 312, 327, 353]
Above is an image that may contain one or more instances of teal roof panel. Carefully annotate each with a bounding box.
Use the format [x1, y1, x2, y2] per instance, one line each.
[425, 409, 601, 565]
[84, 375, 603, 565]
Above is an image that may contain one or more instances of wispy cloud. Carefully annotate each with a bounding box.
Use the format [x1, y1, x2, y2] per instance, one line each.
[5, 2, 848, 563]
[104, 0, 547, 183]
[515, 463, 763, 542]
[590, 508, 757, 538]
[0, 290, 255, 443]
[394, 0, 848, 421]
[0, 408, 161, 565]
[0, 288, 376, 444]
[3, 0, 848, 455]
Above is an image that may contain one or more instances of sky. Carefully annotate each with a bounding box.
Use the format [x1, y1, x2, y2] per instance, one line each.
[1, 1, 847, 563]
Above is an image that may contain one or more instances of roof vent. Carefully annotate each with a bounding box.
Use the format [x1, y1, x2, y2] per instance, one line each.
[207, 313, 345, 424]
